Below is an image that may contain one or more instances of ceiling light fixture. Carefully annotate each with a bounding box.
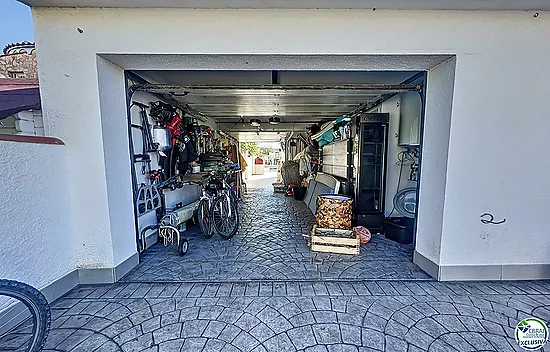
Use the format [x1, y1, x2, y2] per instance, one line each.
[250, 119, 261, 127]
[269, 116, 281, 125]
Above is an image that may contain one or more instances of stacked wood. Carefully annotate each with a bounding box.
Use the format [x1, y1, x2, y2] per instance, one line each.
[306, 225, 360, 255]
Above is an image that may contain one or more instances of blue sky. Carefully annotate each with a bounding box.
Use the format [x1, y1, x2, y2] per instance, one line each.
[0, 0, 34, 49]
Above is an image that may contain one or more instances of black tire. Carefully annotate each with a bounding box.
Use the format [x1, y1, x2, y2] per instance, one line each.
[0, 280, 51, 352]
[211, 194, 239, 239]
[178, 239, 189, 256]
[197, 198, 213, 238]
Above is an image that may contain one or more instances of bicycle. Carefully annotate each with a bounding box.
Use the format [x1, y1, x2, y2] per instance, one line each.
[197, 168, 239, 239]
[0, 280, 51, 352]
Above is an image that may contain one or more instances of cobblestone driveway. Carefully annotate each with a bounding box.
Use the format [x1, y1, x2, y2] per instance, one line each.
[2, 177, 549, 351]
[27, 281, 550, 352]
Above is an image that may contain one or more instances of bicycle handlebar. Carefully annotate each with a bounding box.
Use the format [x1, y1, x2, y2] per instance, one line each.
[157, 175, 183, 189]
[131, 101, 149, 109]
[158, 165, 239, 190]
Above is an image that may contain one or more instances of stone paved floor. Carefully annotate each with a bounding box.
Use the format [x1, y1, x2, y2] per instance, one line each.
[2, 176, 550, 351]
[122, 175, 430, 282]
[4, 280, 550, 351]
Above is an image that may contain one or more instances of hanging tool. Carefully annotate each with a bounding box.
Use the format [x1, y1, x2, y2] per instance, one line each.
[130, 101, 156, 175]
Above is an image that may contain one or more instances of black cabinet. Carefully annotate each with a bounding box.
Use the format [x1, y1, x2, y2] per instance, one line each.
[353, 113, 389, 231]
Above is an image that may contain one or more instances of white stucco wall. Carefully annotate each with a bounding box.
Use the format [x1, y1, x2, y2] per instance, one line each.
[439, 51, 550, 266]
[0, 141, 75, 290]
[97, 57, 135, 267]
[31, 8, 550, 274]
[415, 58, 456, 265]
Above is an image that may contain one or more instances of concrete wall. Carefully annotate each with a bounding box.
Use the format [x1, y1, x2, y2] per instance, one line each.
[31, 8, 550, 280]
[96, 57, 136, 269]
[0, 140, 75, 291]
[414, 58, 456, 272]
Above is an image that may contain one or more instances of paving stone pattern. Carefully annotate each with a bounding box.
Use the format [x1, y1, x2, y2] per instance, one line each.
[123, 179, 430, 282]
[2, 177, 550, 351]
[3, 280, 550, 351]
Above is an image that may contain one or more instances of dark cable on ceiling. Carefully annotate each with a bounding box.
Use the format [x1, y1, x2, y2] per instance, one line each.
[226, 118, 245, 133]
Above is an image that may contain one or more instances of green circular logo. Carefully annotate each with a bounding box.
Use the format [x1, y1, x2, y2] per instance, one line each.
[515, 317, 548, 350]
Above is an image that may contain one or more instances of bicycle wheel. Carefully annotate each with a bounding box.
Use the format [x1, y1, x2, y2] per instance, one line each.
[0, 280, 51, 352]
[197, 198, 213, 238]
[211, 194, 239, 239]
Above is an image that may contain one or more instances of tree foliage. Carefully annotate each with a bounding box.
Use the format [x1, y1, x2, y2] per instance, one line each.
[240, 142, 259, 156]
[241, 143, 278, 157]
[259, 147, 277, 156]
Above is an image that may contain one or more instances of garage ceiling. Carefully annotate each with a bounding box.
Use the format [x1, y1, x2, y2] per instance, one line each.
[131, 70, 421, 138]
[137, 71, 419, 86]
[134, 70, 419, 121]
[161, 87, 400, 120]
[18, 0, 550, 10]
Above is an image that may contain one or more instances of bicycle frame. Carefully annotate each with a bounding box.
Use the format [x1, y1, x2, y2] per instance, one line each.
[199, 169, 238, 227]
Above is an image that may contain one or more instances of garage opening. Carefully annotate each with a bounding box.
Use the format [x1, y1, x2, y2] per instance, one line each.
[123, 70, 432, 281]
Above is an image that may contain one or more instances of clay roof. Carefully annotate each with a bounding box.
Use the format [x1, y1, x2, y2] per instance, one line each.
[0, 78, 41, 120]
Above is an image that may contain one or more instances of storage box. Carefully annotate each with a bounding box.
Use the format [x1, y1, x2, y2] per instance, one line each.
[316, 194, 353, 230]
[272, 183, 286, 193]
[307, 225, 360, 255]
[383, 217, 414, 244]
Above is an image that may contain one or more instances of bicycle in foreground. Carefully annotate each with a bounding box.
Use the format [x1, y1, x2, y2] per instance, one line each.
[0, 279, 50, 352]
[197, 167, 240, 239]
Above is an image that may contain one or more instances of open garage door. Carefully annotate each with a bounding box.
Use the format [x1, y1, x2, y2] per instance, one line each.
[124, 69, 430, 282]
[130, 71, 421, 138]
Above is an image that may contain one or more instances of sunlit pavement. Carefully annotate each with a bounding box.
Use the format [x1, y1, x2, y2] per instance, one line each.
[2, 180, 549, 351]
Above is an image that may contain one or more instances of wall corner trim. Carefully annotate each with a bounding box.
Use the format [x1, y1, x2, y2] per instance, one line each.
[41, 269, 80, 303]
[0, 270, 79, 337]
[78, 252, 139, 284]
[115, 252, 140, 281]
[413, 250, 439, 280]
[78, 267, 115, 284]
[435, 264, 550, 281]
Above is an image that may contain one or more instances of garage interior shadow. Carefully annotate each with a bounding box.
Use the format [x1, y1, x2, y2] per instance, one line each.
[121, 69, 438, 283]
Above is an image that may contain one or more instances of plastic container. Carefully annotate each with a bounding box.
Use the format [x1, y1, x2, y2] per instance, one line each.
[152, 125, 172, 152]
[316, 194, 353, 230]
[273, 184, 286, 193]
[293, 186, 307, 201]
[383, 217, 415, 244]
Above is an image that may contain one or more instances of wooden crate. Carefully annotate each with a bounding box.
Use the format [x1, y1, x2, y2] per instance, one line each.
[307, 225, 360, 255]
